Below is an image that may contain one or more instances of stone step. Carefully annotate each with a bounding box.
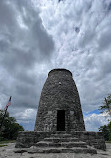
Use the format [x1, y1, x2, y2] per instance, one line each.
[51, 134, 72, 138]
[53, 131, 68, 134]
[35, 141, 87, 148]
[44, 137, 79, 142]
[28, 147, 97, 154]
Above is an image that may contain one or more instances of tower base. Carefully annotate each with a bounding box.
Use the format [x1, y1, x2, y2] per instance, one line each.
[15, 131, 106, 153]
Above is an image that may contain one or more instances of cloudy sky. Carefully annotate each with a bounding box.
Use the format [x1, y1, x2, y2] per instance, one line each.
[0, 0, 111, 131]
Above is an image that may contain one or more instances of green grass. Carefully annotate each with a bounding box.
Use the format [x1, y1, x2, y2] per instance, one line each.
[0, 140, 16, 144]
[105, 141, 111, 143]
[0, 144, 8, 147]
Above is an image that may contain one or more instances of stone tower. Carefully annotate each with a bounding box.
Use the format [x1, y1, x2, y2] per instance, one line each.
[15, 68, 106, 152]
[35, 68, 85, 132]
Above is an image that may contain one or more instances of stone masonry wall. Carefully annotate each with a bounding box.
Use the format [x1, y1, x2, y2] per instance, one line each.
[15, 131, 106, 150]
[15, 131, 52, 148]
[15, 69, 106, 151]
[34, 69, 85, 132]
[71, 131, 106, 150]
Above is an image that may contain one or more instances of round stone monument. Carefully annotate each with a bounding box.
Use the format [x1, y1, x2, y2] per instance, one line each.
[35, 68, 85, 132]
[15, 68, 106, 152]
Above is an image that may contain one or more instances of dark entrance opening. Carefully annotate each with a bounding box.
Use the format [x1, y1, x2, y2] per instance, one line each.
[57, 110, 65, 131]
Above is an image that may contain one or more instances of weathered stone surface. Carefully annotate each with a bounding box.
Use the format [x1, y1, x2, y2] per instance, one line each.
[35, 69, 85, 132]
[15, 69, 106, 152]
[15, 131, 105, 151]
[31, 132, 97, 153]
[1, 142, 111, 158]
[15, 131, 52, 148]
[71, 131, 106, 150]
[28, 147, 97, 154]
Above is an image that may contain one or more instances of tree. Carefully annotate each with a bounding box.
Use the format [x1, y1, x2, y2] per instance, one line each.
[99, 122, 111, 141]
[0, 110, 24, 140]
[99, 94, 111, 141]
[99, 94, 111, 116]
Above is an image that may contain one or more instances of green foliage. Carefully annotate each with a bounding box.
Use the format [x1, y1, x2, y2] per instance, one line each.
[99, 121, 111, 141]
[99, 125, 109, 141]
[0, 110, 24, 140]
[98, 94, 111, 141]
[0, 144, 8, 147]
[99, 94, 111, 115]
[0, 140, 16, 144]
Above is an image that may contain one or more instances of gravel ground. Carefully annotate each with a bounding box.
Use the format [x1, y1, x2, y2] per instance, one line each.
[0, 143, 111, 158]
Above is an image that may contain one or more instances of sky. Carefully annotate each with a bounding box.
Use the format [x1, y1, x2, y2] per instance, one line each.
[0, 0, 111, 131]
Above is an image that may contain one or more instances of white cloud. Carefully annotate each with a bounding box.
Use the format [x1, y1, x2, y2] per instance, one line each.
[39, 0, 111, 113]
[9, 107, 37, 131]
[14, 108, 36, 120]
[84, 113, 110, 131]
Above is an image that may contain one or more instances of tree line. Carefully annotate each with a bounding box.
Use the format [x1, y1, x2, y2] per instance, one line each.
[0, 110, 24, 141]
[99, 94, 111, 141]
[0, 94, 111, 141]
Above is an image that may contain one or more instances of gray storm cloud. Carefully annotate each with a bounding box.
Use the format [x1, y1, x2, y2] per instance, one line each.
[0, 0, 54, 112]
